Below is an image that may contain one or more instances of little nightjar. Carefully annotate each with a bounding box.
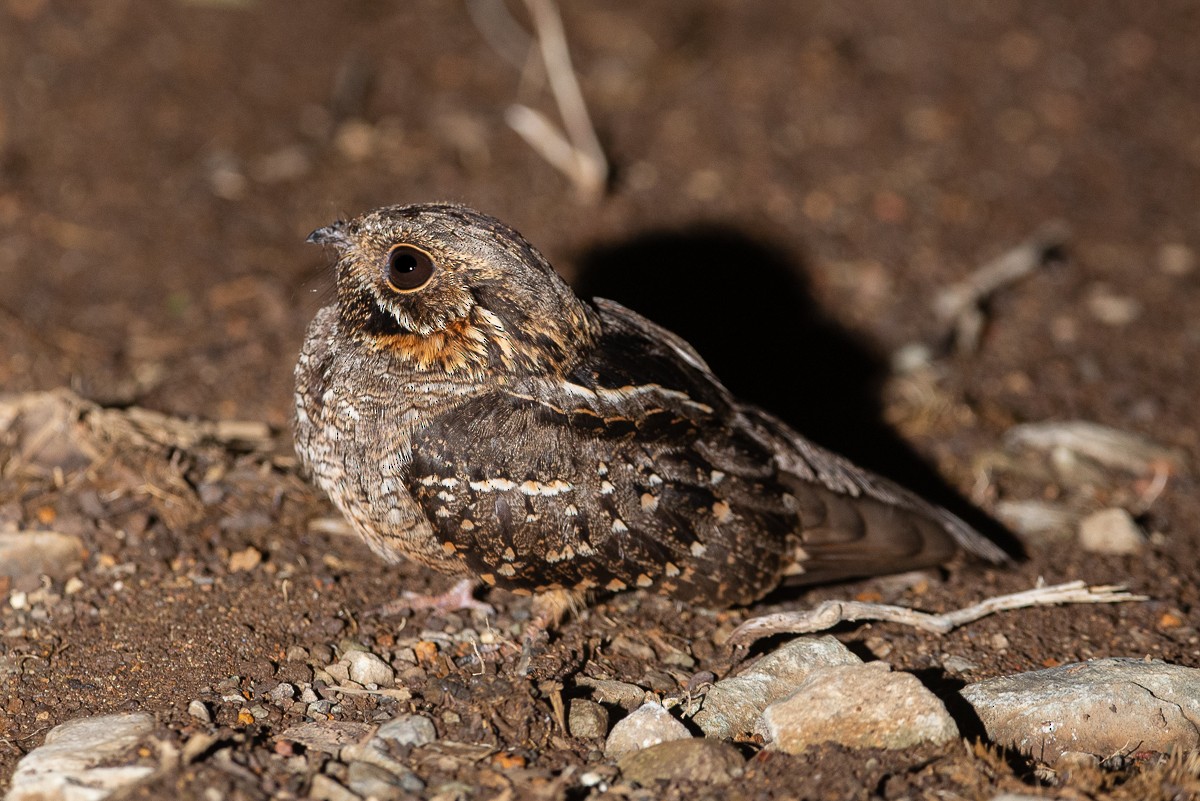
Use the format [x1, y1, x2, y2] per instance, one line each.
[294, 203, 1008, 635]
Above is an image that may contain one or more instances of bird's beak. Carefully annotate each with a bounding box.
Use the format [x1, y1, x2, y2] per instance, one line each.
[306, 220, 350, 248]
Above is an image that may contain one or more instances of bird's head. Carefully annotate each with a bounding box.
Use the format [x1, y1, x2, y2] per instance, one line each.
[308, 203, 598, 377]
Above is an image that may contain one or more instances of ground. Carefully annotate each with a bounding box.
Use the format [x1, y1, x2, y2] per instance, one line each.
[1, 1, 1198, 799]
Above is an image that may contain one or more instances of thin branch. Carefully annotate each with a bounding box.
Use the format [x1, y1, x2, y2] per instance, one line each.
[728, 580, 1148, 646]
[935, 221, 1070, 354]
[494, 0, 607, 201]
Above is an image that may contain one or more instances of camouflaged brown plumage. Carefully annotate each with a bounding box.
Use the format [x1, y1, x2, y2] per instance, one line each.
[294, 203, 1008, 634]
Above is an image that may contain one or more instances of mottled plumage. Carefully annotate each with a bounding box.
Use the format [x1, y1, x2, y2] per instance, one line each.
[294, 203, 1007, 630]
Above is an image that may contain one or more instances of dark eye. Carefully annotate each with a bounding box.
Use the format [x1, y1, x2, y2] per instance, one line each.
[385, 244, 435, 292]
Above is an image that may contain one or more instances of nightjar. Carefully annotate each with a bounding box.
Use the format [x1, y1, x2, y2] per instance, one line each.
[294, 203, 1008, 633]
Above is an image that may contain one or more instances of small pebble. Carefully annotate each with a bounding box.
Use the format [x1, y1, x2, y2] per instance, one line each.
[568, 699, 609, 740]
[577, 678, 646, 710]
[375, 714, 437, 747]
[1078, 507, 1145, 554]
[942, 655, 980, 674]
[1085, 284, 1141, 326]
[308, 773, 358, 801]
[188, 700, 212, 723]
[347, 761, 405, 801]
[343, 650, 395, 688]
[1158, 243, 1195, 276]
[604, 701, 691, 759]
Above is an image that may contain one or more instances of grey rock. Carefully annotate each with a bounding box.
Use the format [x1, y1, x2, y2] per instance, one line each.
[347, 761, 405, 801]
[375, 713, 437, 747]
[961, 657, 1200, 762]
[763, 662, 959, 752]
[0, 532, 85, 581]
[278, 721, 374, 755]
[186, 700, 211, 724]
[268, 682, 296, 703]
[617, 738, 744, 786]
[1077, 508, 1145, 555]
[568, 699, 609, 740]
[993, 500, 1078, 538]
[693, 635, 861, 739]
[1003, 420, 1185, 476]
[343, 650, 395, 688]
[308, 774, 359, 801]
[604, 702, 691, 759]
[7, 712, 155, 801]
[577, 677, 647, 710]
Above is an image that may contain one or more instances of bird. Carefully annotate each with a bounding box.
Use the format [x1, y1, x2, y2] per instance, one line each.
[294, 202, 1009, 643]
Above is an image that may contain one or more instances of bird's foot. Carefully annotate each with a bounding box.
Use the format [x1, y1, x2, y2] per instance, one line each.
[372, 577, 495, 618]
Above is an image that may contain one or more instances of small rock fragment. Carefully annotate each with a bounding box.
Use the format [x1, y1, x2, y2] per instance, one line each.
[343, 650, 395, 688]
[308, 773, 359, 801]
[278, 721, 374, 755]
[187, 700, 212, 723]
[763, 662, 959, 752]
[347, 761, 406, 801]
[227, 546, 262, 572]
[0, 532, 86, 581]
[568, 699, 609, 740]
[941, 655, 980, 675]
[693, 635, 861, 739]
[7, 713, 155, 801]
[961, 657, 1200, 762]
[375, 714, 437, 747]
[993, 500, 1079, 538]
[1159, 243, 1196, 276]
[1078, 508, 1145, 554]
[617, 738, 744, 786]
[1085, 285, 1141, 326]
[604, 701, 691, 759]
[1003, 420, 1184, 475]
[576, 677, 647, 710]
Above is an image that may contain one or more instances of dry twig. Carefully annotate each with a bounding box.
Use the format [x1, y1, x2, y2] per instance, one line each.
[936, 221, 1070, 353]
[728, 580, 1147, 646]
[472, 0, 608, 200]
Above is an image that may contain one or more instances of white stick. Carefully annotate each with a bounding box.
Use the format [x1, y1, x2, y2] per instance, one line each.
[728, 580, 1147, 646]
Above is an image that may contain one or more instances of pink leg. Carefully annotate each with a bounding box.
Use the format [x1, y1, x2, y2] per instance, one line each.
[373, 577, 495, 617]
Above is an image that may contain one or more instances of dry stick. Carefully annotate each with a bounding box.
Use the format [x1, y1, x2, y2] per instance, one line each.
[935, 220, 1070, 354]
[727, 580, 1147, 646]
[505, 0, 607, 201]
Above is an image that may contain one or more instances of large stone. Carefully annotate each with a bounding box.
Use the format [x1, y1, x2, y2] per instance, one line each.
[0, 532, 86, 580]
[961, 657, 1200, 762]
[618, 738, 744, 786]
[693, 635, 861, 739]
[7, 713, 155, 801]
[763, 662, 959, 752]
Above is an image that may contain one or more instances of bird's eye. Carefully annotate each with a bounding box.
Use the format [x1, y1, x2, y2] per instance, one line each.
[385, 244, 436, 292]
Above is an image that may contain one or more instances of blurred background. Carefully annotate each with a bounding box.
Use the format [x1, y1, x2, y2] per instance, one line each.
[0, 0, 1196, 454]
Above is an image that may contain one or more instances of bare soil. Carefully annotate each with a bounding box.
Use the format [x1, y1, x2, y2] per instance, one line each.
[1, 2, 1198, 799]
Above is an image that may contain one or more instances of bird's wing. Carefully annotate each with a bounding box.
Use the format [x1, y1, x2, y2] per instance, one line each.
[586, 299, 1011, 578]
[402, 298, 797, 605]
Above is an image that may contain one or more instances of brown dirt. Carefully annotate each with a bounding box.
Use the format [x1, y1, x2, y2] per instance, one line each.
[1, 2, 1198, 799]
